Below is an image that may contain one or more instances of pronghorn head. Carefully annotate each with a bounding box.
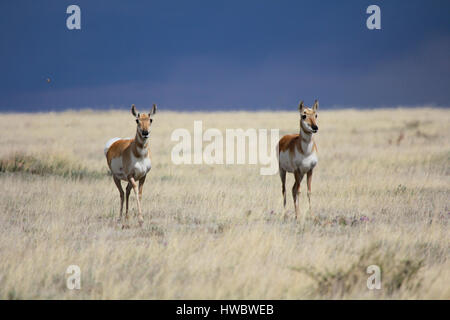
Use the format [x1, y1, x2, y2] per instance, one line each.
[298, 100, 319, 134]
[131, 104, 157, 139]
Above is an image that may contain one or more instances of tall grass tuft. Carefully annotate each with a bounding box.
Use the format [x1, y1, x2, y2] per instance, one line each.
[0, 153, 104, 180]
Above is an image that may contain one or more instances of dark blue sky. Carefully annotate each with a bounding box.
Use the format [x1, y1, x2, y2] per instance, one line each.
[0, 0, 449, 111]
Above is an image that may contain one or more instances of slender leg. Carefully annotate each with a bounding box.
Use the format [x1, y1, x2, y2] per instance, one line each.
[125, 182, 132, 217]
[113, 176, 124, 222]
[307, 170, 313, 216]
[292, 170, 303, 220]
[279, 168, 287, 208]
[127, 176, 142, 227]
[137, 175, 146, 225]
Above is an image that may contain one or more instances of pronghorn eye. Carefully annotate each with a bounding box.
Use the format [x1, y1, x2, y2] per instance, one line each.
[315, 114, 318, 118]
[150, 119, 153, 123]
[301, 114, 306, 120]
[136, 119, 139, 124]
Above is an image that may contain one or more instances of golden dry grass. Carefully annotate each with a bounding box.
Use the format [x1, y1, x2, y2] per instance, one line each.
[0, 107, 448, 299]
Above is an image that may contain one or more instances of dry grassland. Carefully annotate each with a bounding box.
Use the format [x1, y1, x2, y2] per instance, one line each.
[0, 107, 448, 299]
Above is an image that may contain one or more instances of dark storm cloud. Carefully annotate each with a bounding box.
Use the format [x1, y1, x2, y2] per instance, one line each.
[0, 0, 449, 111]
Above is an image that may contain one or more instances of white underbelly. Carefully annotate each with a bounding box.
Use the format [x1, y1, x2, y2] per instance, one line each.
[294, 151, 318, 174]
[110, 157, 128, 180]
[133, 157, 152, 180]
[279, 150, 295, 172]
[279, 149, 318, 174]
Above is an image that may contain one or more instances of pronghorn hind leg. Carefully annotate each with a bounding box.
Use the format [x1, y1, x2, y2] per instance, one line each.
[137, 175, 146, 226]
[307, 170, 313, 216]
[125, 182, 132, 217]
[292, 170, 303, 220]
[113, 176, 124, 223]
[279, 168, 287, 208]
[291, 180, 299, 220]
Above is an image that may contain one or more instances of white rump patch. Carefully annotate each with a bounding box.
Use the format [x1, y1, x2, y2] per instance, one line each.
[104, 137, 122, 156]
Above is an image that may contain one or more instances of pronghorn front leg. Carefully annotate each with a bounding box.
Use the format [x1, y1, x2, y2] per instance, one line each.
[127, 176, 142, 227]
[292, 170, 303, 220]
[137, 175, 146, 226]
[307, 170, 313, 216]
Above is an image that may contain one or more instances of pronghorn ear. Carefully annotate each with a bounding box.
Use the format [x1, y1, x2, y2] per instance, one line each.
[298, 101, 304, 113]
[131, 104, 138, 117]
[149, 104, 157, 116]
[313, 100, 319, 111]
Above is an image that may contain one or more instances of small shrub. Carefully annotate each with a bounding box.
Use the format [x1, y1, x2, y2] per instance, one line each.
[290, 243, 424, 298]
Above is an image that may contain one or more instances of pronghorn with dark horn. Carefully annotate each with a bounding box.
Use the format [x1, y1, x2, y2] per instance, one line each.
[277, 100, 319, 219]
[104, 104, 157, 228]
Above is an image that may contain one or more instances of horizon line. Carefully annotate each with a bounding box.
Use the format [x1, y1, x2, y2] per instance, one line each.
[0, 104, 448, 114]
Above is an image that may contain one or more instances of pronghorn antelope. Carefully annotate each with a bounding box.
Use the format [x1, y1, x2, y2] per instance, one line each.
[104, 104, 157, 228]
[278, 100, 319, 219]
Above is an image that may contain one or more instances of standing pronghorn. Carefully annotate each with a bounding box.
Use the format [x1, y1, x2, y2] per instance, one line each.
[278, 100, 319, 219]
[104, 104, 157, 228]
